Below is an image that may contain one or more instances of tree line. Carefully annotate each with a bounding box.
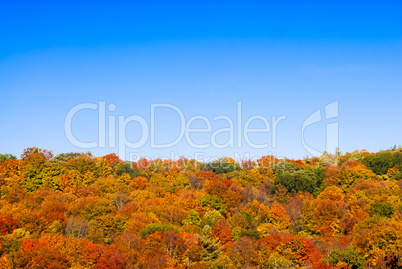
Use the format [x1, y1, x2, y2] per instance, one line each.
[0, 147, 401, 268]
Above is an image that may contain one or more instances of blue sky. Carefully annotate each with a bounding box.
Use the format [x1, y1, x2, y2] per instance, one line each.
[1, 1, 401, 161]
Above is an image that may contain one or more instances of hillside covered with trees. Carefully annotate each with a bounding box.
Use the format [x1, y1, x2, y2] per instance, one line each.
[0, 147, 402, 268]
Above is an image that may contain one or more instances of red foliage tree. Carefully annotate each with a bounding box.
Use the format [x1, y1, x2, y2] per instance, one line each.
[0, 215, 20, 235]
[102, 153, 121, 166]
[14, 239, 70, 269]
[21, 147, 53, 160]
[212, 219, 232, 248]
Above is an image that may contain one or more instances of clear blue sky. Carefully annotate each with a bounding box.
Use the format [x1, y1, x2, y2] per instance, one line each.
[1, 1, 401, 161]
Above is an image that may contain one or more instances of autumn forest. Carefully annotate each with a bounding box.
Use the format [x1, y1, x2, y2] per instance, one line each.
[0, 147, 402, 269]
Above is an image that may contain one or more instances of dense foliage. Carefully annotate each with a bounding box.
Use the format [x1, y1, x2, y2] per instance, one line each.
[0, 146, 402, 268]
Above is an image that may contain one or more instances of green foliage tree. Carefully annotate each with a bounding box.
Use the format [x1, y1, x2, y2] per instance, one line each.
[362, 152, 394, 175]
[370, 202, 395, 218]
[50, 152, 82, 164]
[139, 223, 178, 238]
[182, 209, 202, 226]
[201, 160, 241, 174]
[394, 151, 402, 171]
[325, 248, 365, 269]
[272, 160, 296, 175]
[199, 194, 228, 213]
[199, 225, 221, 261]
[203, 209, 223, 227]
[0, 154, 16, 163]
[47, 220, 63, 235]
[275, 170, 315, 194]
[23, 153, 46, 192]
[114, 161, 144, 178]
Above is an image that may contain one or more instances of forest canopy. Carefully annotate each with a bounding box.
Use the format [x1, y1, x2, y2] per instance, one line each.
[0, 147, 402, 268]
